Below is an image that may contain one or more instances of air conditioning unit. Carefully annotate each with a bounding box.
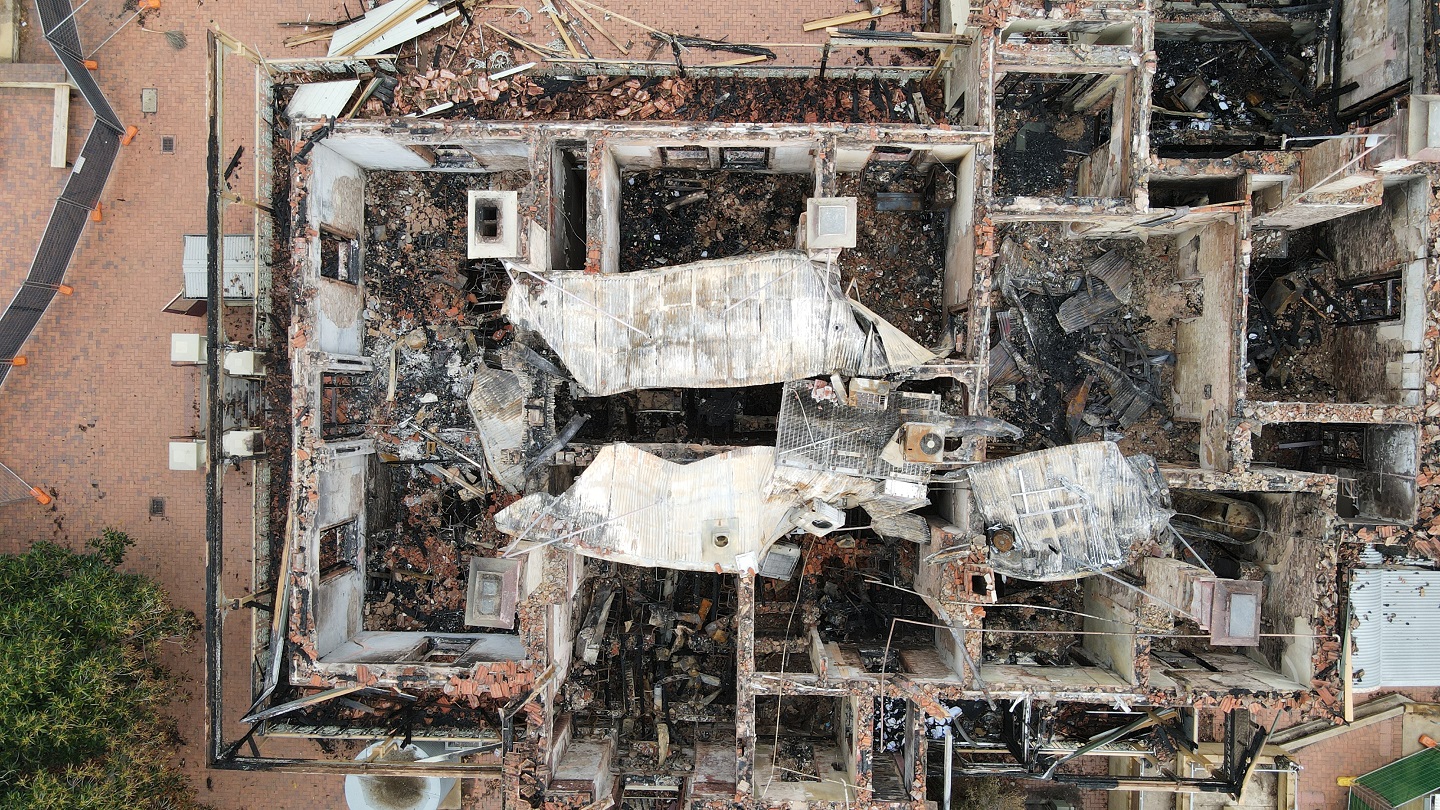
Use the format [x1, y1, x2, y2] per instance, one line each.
[170, 333, 206, 364]
[222, 430, 264, 458]
[902, 422, 946, 463]
[805, 196, 858, 249]
[168, 440, 206, 471]
[758, 542, 802, 581]
[467, 190, 520, 259]
[789, 499, 845, 536]
[223, 349, 265, 378]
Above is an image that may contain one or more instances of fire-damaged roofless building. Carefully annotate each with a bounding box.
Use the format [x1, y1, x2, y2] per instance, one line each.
[194, 0, 1440, 804]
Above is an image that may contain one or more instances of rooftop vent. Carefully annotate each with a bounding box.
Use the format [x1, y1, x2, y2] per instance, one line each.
[467, 190, 520, 259]
[805, 196, 858, 249]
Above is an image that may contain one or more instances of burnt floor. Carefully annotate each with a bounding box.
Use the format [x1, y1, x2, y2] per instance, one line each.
[836, 166, 949, 348]
[619, 170, 807, 270]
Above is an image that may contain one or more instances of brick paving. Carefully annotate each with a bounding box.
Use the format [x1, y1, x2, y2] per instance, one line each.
[0, 1, 354, 807]
[1292, 716, 1402, 810]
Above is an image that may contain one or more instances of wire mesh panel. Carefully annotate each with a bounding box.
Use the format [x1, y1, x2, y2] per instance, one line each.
[0, 460, 44, 506]
[774, 378, 941, 484]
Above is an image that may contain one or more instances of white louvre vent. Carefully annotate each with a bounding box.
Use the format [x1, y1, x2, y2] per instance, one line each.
[759, 542, 802, 581]
[788, 499, 845, 536]
[468, 190, 520, 259]
[182, 234, 257, 300]
[805, 197, 858, 249]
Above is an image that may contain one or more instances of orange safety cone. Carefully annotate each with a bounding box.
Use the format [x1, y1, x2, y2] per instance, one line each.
[90, 203, 102, 222]
[56, 284, 74, 295]
[121, 125, 138, 146]
[84, 59, 99, 70]
[29, 487, 52, 506]
[2, 357, 27, 366]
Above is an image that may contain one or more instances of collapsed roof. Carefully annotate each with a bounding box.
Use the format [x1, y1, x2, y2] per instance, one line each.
[502, 250, 935, 396]
[967, 441, 1173, 581]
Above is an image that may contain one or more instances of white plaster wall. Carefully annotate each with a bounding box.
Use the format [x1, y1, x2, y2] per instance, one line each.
[324, 135, 435, 171]
[313, 452, 367, 658]
[307, 145, 367, 355]
[309, 144, 366, 234]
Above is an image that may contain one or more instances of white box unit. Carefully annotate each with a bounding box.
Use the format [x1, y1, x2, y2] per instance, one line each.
[467, 190, 520, 259]
[788, 499, 845, 536]
[465, 557, 523, 628]
[805, 197, 858, 249]
[223, 350, 265, 378]
[170, 333, 206, 364]
[169, 440, 206, 471]
[758, 542, 802, 581]
[182, 234, 257, 301]
[222, 430, 264, 458]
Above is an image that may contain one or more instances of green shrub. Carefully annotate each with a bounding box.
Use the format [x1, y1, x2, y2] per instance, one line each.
[0, 531, 205, 809]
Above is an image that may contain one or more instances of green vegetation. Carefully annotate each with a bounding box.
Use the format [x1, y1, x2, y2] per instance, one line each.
[0, 530, 205, 809]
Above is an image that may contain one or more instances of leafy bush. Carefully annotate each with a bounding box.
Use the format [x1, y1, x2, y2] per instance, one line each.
[0, 530, 205, 809]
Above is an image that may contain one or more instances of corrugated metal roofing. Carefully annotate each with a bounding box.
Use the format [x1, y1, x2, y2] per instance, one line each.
[285, 80, 362, 119]
[1348, 745, 1440, 810]
[966, 442, 1172, 581]
[495, 444, 796, 572]
[466, 365, 529, 493]
[495, 439, 939, 571]
[1350, 568, 1440, 690]
[503, 251, 935, 396]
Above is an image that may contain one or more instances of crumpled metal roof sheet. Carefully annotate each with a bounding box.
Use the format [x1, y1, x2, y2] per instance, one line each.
[467, 365, 530, 492]
[967, 442, 1172, 581]
[503, 251, 934, 396]
[495, 443, 796, 572]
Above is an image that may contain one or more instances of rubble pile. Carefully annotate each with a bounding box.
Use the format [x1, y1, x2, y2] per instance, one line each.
[619, 170, 807, 269]
[837, 169, 948, 347]
[364, 67, 947, 124]
[988, 225, 1198, 460]
[981, 579, 1086, 665]
[993, 102, 1096, 197]
[1152, 39, 1331, 148]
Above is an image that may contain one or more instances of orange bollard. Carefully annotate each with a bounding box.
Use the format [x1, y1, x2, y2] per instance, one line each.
[83, 59, 99, 70]
[91, 203, 102, 222]
[121, 125, 138, 146]
[29, 487, 52, 506]
[56, 284, 74, 295]
[3, 356, 27, 366]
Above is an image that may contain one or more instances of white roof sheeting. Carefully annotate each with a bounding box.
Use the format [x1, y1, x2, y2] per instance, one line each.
[285, 80, 361, 119]
[502, 251, 935, 397]
[1351, 568, 1440, 691]
[495, 443, 796, 572]
[967, 441, 1172, 581]
[466, 365, 529, 493]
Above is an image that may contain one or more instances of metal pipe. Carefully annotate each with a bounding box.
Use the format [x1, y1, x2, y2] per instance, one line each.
[943, 726, 953, 810]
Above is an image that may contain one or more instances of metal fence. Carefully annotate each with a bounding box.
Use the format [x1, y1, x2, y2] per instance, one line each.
[0, 459, 48, 505]
[0, 0, 124, 387]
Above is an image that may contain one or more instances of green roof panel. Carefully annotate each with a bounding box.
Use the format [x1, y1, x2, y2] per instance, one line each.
[1350, 746, 1440, 809]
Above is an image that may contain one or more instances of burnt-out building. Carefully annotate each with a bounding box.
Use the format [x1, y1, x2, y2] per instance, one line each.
[191, 0, 1440, 805]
